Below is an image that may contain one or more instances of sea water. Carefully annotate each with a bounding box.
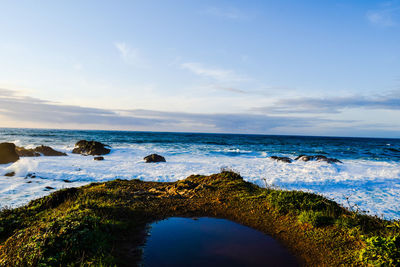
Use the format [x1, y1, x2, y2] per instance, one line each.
[0, 128, 399, 219]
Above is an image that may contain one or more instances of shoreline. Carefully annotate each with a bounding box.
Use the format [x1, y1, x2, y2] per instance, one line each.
[1, 171, 398, 266]
[2, 151, 400, 219]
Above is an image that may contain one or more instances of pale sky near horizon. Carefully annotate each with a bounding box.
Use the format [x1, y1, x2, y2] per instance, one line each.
[0, 0, 399, 138]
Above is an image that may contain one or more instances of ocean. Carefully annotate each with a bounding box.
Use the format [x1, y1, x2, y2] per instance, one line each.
[1, 128, 399, 219]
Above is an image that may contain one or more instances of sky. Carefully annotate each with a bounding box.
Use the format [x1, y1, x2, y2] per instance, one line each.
[0, 0, 399, 138]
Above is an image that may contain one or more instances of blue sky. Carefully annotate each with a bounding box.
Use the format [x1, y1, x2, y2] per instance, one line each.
[0, 0, 399, 137]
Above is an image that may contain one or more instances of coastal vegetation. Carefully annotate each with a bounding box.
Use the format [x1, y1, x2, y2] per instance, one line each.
[0, 170, 399, 266]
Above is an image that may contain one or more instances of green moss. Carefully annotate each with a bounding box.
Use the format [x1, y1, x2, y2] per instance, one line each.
[266, 190, 343, 217]
[359, 235, 400, 265]
[298, 210, 334, 227]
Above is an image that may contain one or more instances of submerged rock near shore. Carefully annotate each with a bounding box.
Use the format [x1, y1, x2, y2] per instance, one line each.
[34, 145, 67, 156]
[72, 140, 111, 156]
[270, 156, 293, 163]
[295, 154, 342, 164]
[16, 145, 67, 157]
[15, 147, 40, 157]
[144, 153, 166, 163]
[0, 143, 20, 164]
[269, 155, 341, 164]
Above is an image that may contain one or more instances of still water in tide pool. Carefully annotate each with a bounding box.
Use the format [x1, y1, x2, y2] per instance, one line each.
[142, 217, 298, 267]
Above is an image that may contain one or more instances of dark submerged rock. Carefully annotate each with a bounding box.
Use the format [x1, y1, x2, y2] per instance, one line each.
[72, 140, 111, 156]
[0, 142, 19, 164]
[295, 155, 312, 162]
[34, 145, 67, 156]
[314, 155, 342, 164]
[270, 156, 292, 163]
[26, 173, 37, 179]
[144, 154, 166, 163]
[295, 154, 342, 164]
[4, 171, 15, 177]
[16, 145, 66, 157]
[16, 147, 41, 157]
[94, 156, 104, 161]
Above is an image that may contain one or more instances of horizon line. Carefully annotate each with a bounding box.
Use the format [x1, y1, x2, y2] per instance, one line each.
[1, 126, 399, 140]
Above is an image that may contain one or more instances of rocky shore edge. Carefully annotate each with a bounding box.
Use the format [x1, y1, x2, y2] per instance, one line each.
[0, 171, 398, 266]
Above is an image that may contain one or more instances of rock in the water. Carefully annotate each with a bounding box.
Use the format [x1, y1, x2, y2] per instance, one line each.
[270, 156, 292, 163]
[0, 143, 19, 164]
[295, 154, 342, 164]
[72, 140, 111, 156]
[4, 171, 15, 177]
[314, 155, 342, 164]
[144, 154, 166, 163]
[26, 173, 37, 178]
[34, 145, 67, 156]
[295, 155, 311, 162]
[16, 145, 66, 157]
[94, 156, 104, 161]
[16, 147, 41, 157]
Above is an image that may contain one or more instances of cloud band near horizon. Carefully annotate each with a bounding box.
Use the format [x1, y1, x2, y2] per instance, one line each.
[0, 88, 399, 138]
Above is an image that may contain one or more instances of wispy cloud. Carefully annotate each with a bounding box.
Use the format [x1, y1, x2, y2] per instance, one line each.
[204, 7, 248, 20]
[1, 88, 399, 137]
[181, 62, 249, 83]
[114, 41, 147, 67]
[0, 88, 347, 134]
[122, 109, 329, 133]
[366, 3, 400, 27]
[215, 86, 248, 94]
[253, 91, 400, 114]
[0, 88, 164, 127]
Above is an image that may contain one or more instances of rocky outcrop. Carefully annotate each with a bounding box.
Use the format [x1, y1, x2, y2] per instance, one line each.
[144, 154, 166, 163]
[270, 156, 292, 163]
[4, 171, 15, 177]
[295, 155, 342, 164]
[16, 147, 40, 157]
[16, 145, 67, 157]
[72, 140, 111, 156]
[34, 145, 67, 156]
[295, 155, 313, 162]
[94, 156, 104, 161]
[0, 143, 19, 164]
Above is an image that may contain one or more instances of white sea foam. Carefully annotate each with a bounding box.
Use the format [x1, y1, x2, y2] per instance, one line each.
[1, 145, 400, 219]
